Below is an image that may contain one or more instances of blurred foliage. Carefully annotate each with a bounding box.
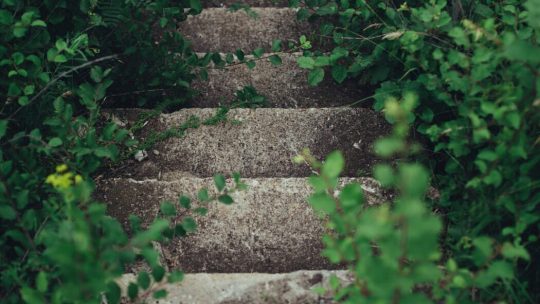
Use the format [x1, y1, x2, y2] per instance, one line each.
[295, 0, 540, 302]
[0, 0, 247, 303]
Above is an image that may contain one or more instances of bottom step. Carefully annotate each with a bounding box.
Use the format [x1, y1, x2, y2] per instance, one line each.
[119, 270, 352, 304]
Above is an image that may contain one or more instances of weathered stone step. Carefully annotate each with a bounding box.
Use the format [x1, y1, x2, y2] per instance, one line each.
[178, 8, 315, 52]
[202, 0, 288, 7]
[119, 270, 351, 303]
[97, 177, 388, 273]
[108, 108, 390, 179]
[190, 53, 364, 108]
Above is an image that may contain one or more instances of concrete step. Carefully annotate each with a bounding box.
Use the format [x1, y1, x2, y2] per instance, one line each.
[96, 177, 389, 273]
[190, 53, 364, 108]
[119, 270, 352, 303]
[178, 8, 316, 52]
[107, 108, 390, 179]
[202, 0, 288, 7]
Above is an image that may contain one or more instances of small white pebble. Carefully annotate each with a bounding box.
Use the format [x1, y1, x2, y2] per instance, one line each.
[134, 150, 148, 162]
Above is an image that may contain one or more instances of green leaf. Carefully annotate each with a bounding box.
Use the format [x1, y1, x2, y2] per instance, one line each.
[214, 174, 226, 191]
[153, 289, 168, 299]
[13, 26, 28, 38]
[197, 188, 209, 202]
[179, 195, 191, 209]
[317, 3, 338, 15]
[36, 272, 47, 292]
[55, 39, 68, 51]
[331, 65, 347, 83]
[339, 183, 364, 207]
[322, 151, 344, 178]
[48, 137, 63, 147]
[374, 164, 395, 187]
[308, 193, 336, 214]
[54, 54, 67, 63]
[525, 0, 540, 28]
[159, 17, 168, 28]
[225, 53, 234, 64]
[31, 20, 46, 27]
[181, 217, 197, 232]
[0, 9, 13, 25]
[218, 194, 234, 205]
[137, 272, 151, 289]
[168, 271, 185, 283]
[308, 68, 325, 86]
[127, 283, 138, 300]
[0, 120, 8, 139]
[236, 49, 245, 61]
[20, 287, 44, 304]
[160, 201, 177, 216]
[252, 48, 264, 58]
[0, 205, 17, 220]
[246, 60, 256, 69]
[106, 283, 121, 304]
[90, 66, 103, 82]
[152, 265, 165, 282]
[189, 0, 202, 12]
[448, 27, 469, 47]
[94, 146, 116, 159]
[269, 55, 282, 66]
[271, 39, 282, 52]
[297, 56, 315, 69]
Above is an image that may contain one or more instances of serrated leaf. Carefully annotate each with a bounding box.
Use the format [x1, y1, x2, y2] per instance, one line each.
[308, 68, 324, 86]
[297, 56, 315, 69]
[331, 65, 347, 83]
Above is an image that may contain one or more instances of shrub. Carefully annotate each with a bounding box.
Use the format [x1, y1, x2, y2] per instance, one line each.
[0, 1, 245, 303]
[295, 0, 540, 301]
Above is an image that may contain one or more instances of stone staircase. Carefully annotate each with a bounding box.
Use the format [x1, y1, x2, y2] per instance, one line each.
[97, 3, 390, 303]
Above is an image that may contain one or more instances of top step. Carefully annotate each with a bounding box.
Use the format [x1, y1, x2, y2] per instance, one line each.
[202, 0, 288, 7]
[178, 8, 317, 52]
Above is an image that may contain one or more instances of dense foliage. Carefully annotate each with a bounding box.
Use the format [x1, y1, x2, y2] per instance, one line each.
[295, 0, 540, 302]
[0, 0, 247, 303]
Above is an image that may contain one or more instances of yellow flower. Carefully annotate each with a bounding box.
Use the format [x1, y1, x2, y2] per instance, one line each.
[45, 165, 83, 190]
[56, 164, 68, 173]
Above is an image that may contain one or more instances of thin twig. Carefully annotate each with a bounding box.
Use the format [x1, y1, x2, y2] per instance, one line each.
[8, 54, 120, 119]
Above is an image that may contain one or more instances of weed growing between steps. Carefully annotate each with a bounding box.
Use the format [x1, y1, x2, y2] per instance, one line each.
[291, 0, 540, 302]
[0, 1, 250, 303]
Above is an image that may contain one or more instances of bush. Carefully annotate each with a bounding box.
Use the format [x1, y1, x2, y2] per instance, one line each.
[0, 1, 246, 303]
[295, 0, 540, 301]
